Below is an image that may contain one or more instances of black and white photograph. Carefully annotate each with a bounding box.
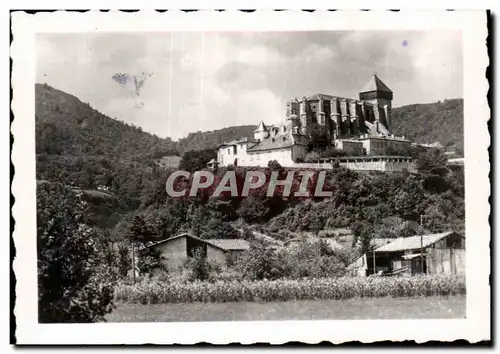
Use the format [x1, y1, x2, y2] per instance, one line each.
[11, 10, 490, 344]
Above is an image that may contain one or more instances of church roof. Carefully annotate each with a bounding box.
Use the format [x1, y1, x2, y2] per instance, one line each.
[360, 75, 393, 94]
[254, 121, 268, 132]
[307, 93, 335, 101]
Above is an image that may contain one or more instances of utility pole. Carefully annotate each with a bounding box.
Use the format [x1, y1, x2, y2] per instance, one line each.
[372, 247, 376, 276]
[132, 242, 136, 284]
[420, 214, 425, 274]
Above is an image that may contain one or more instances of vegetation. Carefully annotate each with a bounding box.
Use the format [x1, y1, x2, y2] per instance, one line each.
[114, 275, 465, 304]
[37, 182, 118, 322]
[391, 98, 464, 155]
[177, 125, 256, 153]
[179, 148, 217, 172]
[35, 85, 466, 320]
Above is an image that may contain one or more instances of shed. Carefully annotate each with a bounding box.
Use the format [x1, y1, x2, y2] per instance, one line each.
[144, 233, 228, 273]
[206, 239, 250, 263]
[349, 231, 465, 276]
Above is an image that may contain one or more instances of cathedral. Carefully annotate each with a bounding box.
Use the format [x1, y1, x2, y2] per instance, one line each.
[216, 74, 412, 168]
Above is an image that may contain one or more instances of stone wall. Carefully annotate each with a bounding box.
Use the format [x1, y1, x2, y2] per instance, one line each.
[283, 158, 416, 173]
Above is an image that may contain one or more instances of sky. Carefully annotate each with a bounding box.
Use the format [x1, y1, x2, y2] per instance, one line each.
[36, 31, 462, 140]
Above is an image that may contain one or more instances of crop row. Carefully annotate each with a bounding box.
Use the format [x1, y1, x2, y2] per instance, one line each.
[115, 275, 466, 304]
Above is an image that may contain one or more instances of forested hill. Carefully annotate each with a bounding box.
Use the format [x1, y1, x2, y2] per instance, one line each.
[36, 83, 178, 160]
[177, 125, 256, 153]
[35, 83, 179, 210]
[391, 99, 464, 154]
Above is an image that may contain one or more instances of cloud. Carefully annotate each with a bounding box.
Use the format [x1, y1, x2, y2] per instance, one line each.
[36, 31, 462, 140]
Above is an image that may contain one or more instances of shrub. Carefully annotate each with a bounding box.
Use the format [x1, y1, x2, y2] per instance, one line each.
[182, 248, 221, 281]
[267, 160, 283, 170]
[237, 241, 284, 280]
[304, 151, 320, 163]
[277, 240, 347, 279]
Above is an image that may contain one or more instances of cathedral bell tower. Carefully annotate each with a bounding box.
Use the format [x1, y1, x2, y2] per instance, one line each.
[359, 74, 393, 132]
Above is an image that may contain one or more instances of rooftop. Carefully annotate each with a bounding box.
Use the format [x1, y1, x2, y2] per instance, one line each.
[374, 231, 460, 252]
[247, 127, 300, 152]
[142, 233, 228, 252]
[205, 239, 250, 251]
[360, 74, 393, 94]
[218, 137, 258, 148]
[254, 121, 268, 133]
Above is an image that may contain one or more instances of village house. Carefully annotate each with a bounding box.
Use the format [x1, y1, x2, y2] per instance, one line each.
[143, 233, 228, 273]
[217, 74, 414, 171]
[206, 239, 250, 263]
[348, 231, 465, 277]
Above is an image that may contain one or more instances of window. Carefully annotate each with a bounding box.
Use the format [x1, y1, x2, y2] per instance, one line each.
[233, 146, 237, 154]
[272, 138, 276, 143]
[227, 148, 231, 155]
[282, 137, 287, 142]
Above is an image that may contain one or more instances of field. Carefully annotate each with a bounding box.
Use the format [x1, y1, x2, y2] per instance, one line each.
[107, 295, 465, 322]
[115, 275, 465, 304]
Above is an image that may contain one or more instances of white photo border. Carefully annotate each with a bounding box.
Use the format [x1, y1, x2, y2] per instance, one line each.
[11, 10, 490, 344]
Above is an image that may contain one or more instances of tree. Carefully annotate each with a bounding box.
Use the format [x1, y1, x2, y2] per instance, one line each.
[416, 148, 448, 174]
[350, 221, 374, 254]
[305, 123, 329, 149]
[179, 148, 217, 172]
[137, 246, 166, 275]
[394, 176, 426, 221]
[37, 183, 116, 323]
[237, 241, 283, 280]
[267, 160, 282, 170]
[237, 195, 269, 224]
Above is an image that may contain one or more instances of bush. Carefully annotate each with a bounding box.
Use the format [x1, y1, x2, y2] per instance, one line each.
[319, 147, 349, 158]
[138, 246, 166, 275]
[237, 241, 284, 280]
[267, 160, 283, 170]
[304, 151, 321, 163]
[182, 248, 221, 281]
[277, 240, 347, 279]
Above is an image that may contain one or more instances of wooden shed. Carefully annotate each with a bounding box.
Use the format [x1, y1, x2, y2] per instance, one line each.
[348, 231, 465, 276]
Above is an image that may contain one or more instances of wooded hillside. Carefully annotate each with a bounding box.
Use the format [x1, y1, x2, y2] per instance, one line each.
[391, 99, 463, 154]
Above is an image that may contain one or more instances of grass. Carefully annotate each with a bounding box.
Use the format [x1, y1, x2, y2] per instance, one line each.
[106, 295, 466, 322]
[115, 275, 466, 304]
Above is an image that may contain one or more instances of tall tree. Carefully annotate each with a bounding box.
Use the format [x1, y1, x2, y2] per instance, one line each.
[37, 183, 116, 323]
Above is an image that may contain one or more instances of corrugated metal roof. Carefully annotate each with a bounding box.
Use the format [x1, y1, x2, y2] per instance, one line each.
[205, 239, 250, 251]
[374, 231, 457, 252]
[371, 238, 392, 249]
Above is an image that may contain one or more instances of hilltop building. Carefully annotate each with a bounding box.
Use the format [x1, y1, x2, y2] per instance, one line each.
[217, 75, 413, 169]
